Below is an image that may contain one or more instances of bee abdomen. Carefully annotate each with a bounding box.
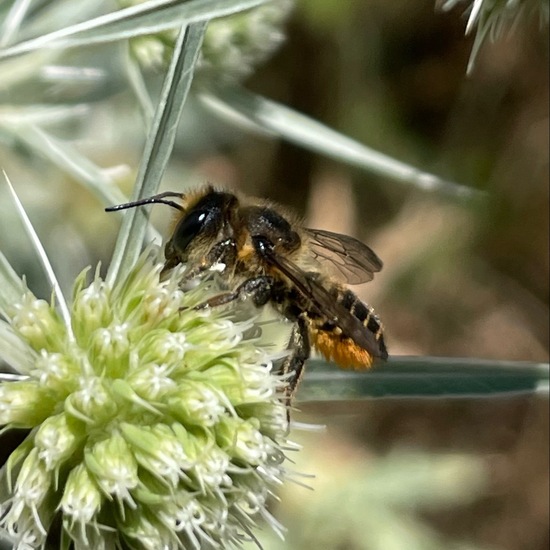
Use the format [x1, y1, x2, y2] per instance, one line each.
[338, 289, 388, 359]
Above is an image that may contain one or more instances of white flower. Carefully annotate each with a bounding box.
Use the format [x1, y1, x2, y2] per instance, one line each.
[0, 250, 291, 549]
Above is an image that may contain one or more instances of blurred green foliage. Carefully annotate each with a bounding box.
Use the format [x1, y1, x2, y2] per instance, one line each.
[248, 446, 490, 550]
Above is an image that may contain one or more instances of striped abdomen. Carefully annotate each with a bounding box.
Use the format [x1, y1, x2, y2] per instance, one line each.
[311, 288, 388, 369]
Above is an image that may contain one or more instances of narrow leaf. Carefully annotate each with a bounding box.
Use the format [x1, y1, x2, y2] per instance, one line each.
[0, 104, 89, 127]
[200, 86, 485, 201]
[5, 122, 129, 207]
[0, 252, 25, 319]
[2, 120, 163, 248]
[0, 0, 269, 59]
[0, 321, 35, 374]
[124, 45, 155, 126]
[107, 22, 206, 285]
[0, 0, 34, 47]
[298, 356, 549, 402]
[3, 172, 74, 341]
[0, 373, 27, 382]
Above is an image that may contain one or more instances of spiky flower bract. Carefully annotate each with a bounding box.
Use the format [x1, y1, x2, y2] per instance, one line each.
[439, 0, 549, 72]
[0, 249, 290, 550]
[119, 0, 294, 83]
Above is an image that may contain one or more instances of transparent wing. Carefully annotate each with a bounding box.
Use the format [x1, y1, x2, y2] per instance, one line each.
[261, 245, 384, 357]
[304, 228, 383, 285]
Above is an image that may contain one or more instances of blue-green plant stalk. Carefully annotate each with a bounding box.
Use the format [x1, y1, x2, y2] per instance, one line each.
[0, 246, 292, 549]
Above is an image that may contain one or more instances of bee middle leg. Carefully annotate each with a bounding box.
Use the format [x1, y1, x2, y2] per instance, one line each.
[193, 276, 276, 310]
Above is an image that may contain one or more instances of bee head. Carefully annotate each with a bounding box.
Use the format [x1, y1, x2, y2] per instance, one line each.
[106, 188, 239, 271]
[164, 190, 238, 267]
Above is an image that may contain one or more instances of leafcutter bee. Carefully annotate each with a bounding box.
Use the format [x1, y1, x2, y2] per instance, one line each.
[106, 186, 388, 403]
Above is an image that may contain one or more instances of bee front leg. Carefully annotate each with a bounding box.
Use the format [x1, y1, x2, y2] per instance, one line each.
[281, 315, 310, 410]
[179, 239, 239, 283]
[193, 276, 275, 310]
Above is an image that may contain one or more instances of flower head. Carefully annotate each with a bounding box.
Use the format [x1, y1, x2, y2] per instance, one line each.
[119, 0, 294, 83]
[0, 249, 291, 549]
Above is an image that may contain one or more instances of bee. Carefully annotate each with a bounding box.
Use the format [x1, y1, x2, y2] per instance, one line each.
[106, 185, 388, 403]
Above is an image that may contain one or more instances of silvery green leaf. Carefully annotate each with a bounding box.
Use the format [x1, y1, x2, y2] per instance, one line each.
[124, 45, 155, 126]
[107, 22, 206, 285]
[200, 86, 485, 201]
[0, 0, 33, 47]
[299, 356, 549, 402]
[4, 122, 128, 206]
[0, 0, 270, 59]
[0, 321, 35, 373]
[0, 252, 25, 320]
[3, 173, 73, 339]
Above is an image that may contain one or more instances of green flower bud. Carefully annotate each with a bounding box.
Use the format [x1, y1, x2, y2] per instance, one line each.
[89, 322, 130, 372]
[64, 376, 118, 425]
[72, 274, 113, 343]
[166, 380, 226, 427]
[193, 445, 232, 491]
[31, 350, 79, 393]
[120, 423, 193, 487]
[0, 380, 56, 427]
[0, 450, 51, 545]
[9, 293, 63, 352]
[236, 400, 289, 439]
[121, 506, 179, 550]
[85, 433, 139, 504]
[14, 448, 51, 507]
[135, 329, 191, 365]
[34, 413, 84, 471]
[216, 417, 268, 466]
[60, 464, 103, 530]
[199, 0, 294, 83]
[126, 361, 176, 401]
[139, 285, 184, 326]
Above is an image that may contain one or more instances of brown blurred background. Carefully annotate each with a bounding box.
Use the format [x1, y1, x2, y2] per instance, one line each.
[207, 3, 547, 549]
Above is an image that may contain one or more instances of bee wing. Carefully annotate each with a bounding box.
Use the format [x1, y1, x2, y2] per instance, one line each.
[304, 228, 383, 285]
[261, 245, 383, 357]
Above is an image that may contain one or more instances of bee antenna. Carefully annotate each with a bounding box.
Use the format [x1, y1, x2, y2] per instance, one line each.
[105, 192, 184, 213]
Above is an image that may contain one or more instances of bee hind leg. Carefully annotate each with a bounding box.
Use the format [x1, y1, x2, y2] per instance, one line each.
[281, 315, 310, 414]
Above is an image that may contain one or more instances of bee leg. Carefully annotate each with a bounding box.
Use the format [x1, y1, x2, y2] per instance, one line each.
[281, 315, 310, 412]
[193, 239, 237, 279]
[193, 276, 275, 310]
[164, 239, 238, 282]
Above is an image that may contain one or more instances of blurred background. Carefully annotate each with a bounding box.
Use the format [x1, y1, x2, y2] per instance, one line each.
[0, 1, 548, 549]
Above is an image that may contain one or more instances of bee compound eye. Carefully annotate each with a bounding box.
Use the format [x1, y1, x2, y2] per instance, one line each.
[173, 209, 209, 253]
